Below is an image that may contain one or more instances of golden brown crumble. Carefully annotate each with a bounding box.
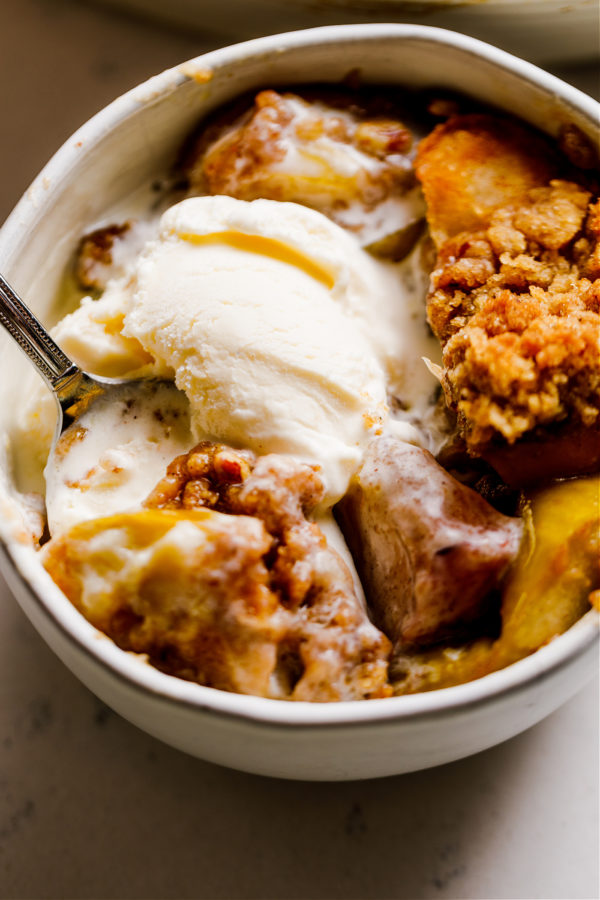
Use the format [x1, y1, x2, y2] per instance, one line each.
[416, 116, 600, 470]
[64, 442, 392, 701]
[427, 182, 600, 453]
[185, 89, 414, 221]
[43, 507, 286, 698]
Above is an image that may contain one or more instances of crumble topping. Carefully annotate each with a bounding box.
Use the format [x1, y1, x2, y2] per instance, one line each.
[145, 443, 393, 700]
[43, 443, 392, 701]
[427, 182, 600, 451]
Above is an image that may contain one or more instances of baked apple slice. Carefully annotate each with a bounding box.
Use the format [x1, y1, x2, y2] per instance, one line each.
[336, 436, 523, 649]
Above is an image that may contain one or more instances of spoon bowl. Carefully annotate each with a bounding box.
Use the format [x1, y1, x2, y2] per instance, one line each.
[0, 271, 174, 457]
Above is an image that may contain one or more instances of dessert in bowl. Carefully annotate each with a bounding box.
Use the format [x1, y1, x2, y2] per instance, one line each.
[0, 25, 598, 780]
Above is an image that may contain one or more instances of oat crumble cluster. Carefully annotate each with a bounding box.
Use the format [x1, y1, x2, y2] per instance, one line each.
[427, 181, 600, 452]
[44, 444, 392, 701]
[145, 443, 392, 699]
[187, 88, 415, 230]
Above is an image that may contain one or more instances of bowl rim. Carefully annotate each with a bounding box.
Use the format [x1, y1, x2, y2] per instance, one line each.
[1, 22, 598, 730]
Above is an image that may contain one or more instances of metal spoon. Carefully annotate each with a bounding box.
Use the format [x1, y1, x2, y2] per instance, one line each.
[0, 271, 161, 447]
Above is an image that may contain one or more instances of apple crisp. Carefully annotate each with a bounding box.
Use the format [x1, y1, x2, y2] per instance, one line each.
[34, 89, 599, 702]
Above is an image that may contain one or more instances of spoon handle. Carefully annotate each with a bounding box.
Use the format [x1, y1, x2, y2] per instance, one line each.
[0, 272, 80, 392]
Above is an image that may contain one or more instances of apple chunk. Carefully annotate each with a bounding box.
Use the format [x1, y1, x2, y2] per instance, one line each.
[336, 437, 524, 649]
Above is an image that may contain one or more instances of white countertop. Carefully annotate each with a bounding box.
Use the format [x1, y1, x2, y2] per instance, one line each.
[1, 3, 598, 897]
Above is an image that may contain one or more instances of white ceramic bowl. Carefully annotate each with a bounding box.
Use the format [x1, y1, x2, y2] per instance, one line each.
[0, 25, 598, 781]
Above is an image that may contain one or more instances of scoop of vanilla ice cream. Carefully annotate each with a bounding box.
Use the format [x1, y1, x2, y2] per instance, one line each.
[51, 285, 164, 380]
[21, 193, 439, 524]
[123, 196, 394, 503]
